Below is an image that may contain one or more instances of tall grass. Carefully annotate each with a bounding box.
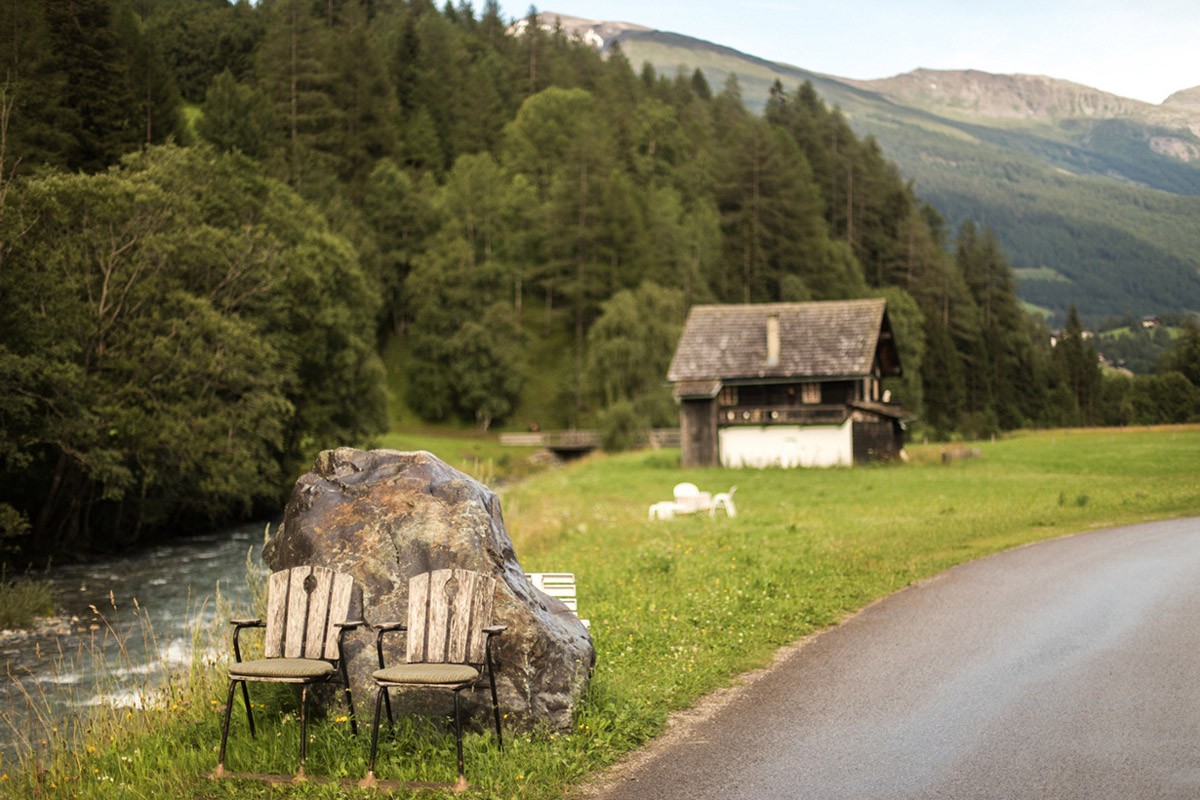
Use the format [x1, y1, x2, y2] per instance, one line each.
[2, 427, 1197, 799]
[0, 571, 54, 630]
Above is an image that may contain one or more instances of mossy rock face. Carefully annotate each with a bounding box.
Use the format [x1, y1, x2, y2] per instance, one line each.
[265, 448, 594, 732]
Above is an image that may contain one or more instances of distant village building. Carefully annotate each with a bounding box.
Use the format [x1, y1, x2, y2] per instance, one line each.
[666, 299, 910, 468]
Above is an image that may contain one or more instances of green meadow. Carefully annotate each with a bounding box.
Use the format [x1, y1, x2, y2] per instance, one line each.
[3, 427, 1198, 799]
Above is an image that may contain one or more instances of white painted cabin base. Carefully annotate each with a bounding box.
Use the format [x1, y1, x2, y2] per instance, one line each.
[718, 421, 853, 468]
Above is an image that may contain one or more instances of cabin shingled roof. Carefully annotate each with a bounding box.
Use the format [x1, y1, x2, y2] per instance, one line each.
[667, 299, 898, 383]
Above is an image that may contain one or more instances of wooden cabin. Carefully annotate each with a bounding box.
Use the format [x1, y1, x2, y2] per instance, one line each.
[667, 299, 910, 468]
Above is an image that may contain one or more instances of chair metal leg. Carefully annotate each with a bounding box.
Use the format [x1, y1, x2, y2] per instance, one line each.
[367, 686, 387, 778]
[240, 680, 255, 738]
[298, 684, 309, 778]
[486, 641, 503, 748]
[338, 659, 358, 736]
[216, 679, 239, 772]
[488, 675, 503, 748]
[383, 686, 394, 727]
[453, 689, 465, 781]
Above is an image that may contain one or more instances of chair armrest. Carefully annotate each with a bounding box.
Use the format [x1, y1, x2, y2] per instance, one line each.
[373, 620, 407, 633]
[483, 625, 506, 677]
[373, 621, 407, 668]
[229, 619, 264, 663]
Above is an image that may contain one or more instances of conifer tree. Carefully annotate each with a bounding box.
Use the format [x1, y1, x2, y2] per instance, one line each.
[197, 70, 279, 159]
[43, 0, 142, 171]
[255, 0, 339, 196]
[113, 0, 188, 147]
[1054, 305, 1102, 424]
[326, 14, 398, 200]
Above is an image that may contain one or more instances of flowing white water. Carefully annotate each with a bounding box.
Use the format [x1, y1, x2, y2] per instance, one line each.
[0, 522, 270, 758]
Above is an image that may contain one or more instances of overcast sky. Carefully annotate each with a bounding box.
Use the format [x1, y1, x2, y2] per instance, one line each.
[486, 1, 1198, 104]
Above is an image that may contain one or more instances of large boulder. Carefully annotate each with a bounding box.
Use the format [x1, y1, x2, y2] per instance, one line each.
[262, 448, 594, 732]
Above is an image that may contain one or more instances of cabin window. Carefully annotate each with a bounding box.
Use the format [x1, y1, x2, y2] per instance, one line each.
[801, 383, 820, 404]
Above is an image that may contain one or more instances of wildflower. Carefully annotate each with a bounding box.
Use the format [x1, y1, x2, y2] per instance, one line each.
[334, 715, 349, 724]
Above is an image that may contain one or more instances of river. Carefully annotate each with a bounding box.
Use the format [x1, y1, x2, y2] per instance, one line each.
[0, 522, 269, 759]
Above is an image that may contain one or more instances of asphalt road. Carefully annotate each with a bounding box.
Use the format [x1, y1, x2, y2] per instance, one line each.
[590, 517, 1200, 800]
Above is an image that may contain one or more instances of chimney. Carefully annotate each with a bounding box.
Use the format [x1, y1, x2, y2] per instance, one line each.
[765, 314, 780, 368]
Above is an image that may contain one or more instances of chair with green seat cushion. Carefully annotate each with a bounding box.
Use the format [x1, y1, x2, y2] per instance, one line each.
[363, 569, 506, 791]
[213, 565, 362, 780]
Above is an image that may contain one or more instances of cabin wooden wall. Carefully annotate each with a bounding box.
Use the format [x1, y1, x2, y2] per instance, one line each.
[680, 398, 718, 467]
[851, 419, 903, 462]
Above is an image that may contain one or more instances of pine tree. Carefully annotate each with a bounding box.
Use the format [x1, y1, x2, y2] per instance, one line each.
[255, 0, 339, 196]
[1054, 305, 1102, 424]
[326, 15, 398, 201]
[42, 0, 142, 171]
[112, 0, 187, 147]
[197, 70, 279, 159]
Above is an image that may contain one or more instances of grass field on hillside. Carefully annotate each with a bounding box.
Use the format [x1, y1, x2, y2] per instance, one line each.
[4, 427, 1197, 799]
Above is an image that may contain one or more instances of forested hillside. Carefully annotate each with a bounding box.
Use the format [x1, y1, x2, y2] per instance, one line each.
[1, 0, 1197, 565]
[608, 29, 1200, 322]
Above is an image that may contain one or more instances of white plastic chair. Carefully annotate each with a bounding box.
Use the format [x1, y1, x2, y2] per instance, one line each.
[711, 486, 738, 517]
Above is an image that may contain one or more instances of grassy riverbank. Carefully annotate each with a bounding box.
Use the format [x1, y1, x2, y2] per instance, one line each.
[0, 572, 54, 631]
[2, 427, 1198, 799]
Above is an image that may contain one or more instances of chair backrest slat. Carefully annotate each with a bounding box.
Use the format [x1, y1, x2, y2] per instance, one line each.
[261, 566, 354, 662]
[445, 570, 478, 663]
[465, 572, 494, 664]
[284, 568, 314, 658]
[323, 572, 355, 660]
[264, 569, 292, 658]
[423, 571, 452, 662]
[407, 569, 495, 666]
[302, 567, 334, 659]
[407, 571, 432, 662]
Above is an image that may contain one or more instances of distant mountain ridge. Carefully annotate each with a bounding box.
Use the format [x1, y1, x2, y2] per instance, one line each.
[855, 70, 1164, 121]
[541, 11, 1200, 321]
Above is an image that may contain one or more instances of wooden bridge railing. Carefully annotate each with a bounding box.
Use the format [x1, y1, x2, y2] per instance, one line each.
[499, 428, 680, 450]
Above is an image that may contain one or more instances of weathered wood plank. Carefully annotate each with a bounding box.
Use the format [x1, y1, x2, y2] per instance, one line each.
[467, 573, 494, 664]
[263, 570, 291, 658]
[284, 567, 313, 659]
[407, 572, 430, 663]
[445, 570, 475, 663]
[324, 572, 354, 660]
[424, 570, 453, 662]
[303, 567, 333, 660]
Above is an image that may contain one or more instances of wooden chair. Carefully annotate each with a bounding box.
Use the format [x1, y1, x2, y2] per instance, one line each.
[214, 565, 362, 779]
[527, 571, 590, 628]
[363, 569, 506, 791]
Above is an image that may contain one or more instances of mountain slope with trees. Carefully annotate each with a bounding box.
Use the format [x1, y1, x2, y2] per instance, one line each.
[596, 25, 1200, 323]
[1, 0, 1197, 566]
